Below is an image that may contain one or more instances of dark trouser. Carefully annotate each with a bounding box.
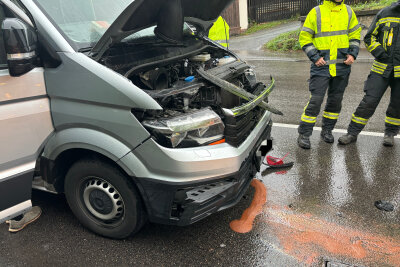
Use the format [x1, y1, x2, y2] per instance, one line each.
[348, 71, 400, 136]
[298, 74, 349, 136]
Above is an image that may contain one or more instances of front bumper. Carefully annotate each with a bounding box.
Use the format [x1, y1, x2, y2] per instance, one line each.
[133, 121, 273, 225]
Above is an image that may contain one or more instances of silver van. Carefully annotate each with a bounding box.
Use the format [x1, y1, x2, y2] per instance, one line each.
[0, 0, 275, 239]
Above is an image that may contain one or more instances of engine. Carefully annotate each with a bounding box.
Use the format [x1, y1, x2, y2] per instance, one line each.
[100, 41, 273, 148]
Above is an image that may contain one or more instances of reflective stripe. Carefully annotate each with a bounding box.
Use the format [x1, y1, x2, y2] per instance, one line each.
[378, 17, 400, 25]
[214, 40, 229, 44]
[394, 66, 400, 70]
[349, 40, 360, 47]
[372, 61, 387, 75]
[371, 67, 384, 74]
[349, 24, 361, 33]
[372, 23, 379, 35]
[301, 113, 317, 124]
[352, 114, 368, 125]
[386, 116, 400, 126]
[315, 30, 348, 38]
[302, 26, 315, 36]
[372, 63, 385, 70]
[373, 61, 387, 68]
[323, 111, 339, 120]
[346, 5, 352, 31]
[372, 65, 385, 72]
[304, 45, 317, 54]
[316, 6, 321, 34]
[368, 42, 380, 52]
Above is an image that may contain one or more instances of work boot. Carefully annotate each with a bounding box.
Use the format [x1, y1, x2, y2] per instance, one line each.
[338, 134, 357, 145]
[6, 206, 42, 233]
[383, 134, 395, 147]
[321, 130, 334, 143]
[297, 134, 311, 149]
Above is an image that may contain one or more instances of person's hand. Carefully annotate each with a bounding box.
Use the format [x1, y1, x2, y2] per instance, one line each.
[315, 57, 326, 67]
[344, 55, 355, 65]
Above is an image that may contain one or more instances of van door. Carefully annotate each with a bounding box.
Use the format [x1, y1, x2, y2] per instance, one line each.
[0, 2, 54, 223]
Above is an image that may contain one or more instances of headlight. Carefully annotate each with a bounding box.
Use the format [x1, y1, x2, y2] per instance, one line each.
[143, 108, 225, 148]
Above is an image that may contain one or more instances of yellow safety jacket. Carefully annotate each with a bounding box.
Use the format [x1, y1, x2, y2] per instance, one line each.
[208, 16, 230, 48]
[300, 1, 361, 77]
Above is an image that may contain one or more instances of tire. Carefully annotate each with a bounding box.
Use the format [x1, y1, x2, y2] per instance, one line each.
[64, 158, 146, 239]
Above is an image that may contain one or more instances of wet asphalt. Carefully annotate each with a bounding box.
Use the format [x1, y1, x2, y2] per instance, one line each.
[1, 23, 400, 266]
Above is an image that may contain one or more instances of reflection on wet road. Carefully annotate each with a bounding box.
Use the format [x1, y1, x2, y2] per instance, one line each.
[251, 126, 400, 266]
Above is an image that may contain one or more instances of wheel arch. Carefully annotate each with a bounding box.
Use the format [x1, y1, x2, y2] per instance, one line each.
[40, 128, 144, 194]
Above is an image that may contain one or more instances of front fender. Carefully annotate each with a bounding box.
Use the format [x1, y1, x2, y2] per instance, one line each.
[42, 128, 135, 162]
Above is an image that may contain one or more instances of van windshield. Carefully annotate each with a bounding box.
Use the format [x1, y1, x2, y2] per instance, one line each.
[35, 0, 134, 49]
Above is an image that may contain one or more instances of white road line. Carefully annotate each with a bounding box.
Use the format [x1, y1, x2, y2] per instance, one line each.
[273, 123, 400, 139]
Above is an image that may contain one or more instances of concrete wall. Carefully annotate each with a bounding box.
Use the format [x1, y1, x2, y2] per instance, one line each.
[239, 0, 249, 30]
[357, 10, 378, 41]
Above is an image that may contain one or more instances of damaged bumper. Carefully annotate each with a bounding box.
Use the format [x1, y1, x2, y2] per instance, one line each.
[132, 120, 273, 226]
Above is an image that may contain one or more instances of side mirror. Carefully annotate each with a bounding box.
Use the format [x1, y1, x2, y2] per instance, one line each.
[2, 18, 37, 77]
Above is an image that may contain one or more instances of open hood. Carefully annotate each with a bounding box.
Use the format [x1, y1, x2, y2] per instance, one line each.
[89, 0, 234, 60]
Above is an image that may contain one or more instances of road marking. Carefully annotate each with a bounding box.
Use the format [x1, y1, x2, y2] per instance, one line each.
[273, 123, 400, 139]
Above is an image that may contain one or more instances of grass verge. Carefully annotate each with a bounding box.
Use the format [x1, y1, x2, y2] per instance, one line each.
[242, 17, 297, 36]
[264, 28, 301, 52]
[352, 0, 396, 11]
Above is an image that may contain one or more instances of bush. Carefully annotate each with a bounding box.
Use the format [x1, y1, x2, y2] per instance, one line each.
[352, 0, 396, 11]
[265, 28, 302, 52]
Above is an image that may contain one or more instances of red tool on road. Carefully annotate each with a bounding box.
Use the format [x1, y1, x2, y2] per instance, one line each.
[263, 153, 294, 168]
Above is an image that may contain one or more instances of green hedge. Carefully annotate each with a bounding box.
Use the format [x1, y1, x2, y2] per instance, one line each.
[352, 0, 396, 11]
[264, 29, 302, 52]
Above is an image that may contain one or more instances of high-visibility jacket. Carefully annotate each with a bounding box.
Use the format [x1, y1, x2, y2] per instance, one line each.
[209, 16, 230, 48]
[365, 1, 400, 78]
[300, 1, 361, 77]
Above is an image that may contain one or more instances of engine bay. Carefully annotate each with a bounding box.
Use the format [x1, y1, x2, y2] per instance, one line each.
[99, 38, 275, 148]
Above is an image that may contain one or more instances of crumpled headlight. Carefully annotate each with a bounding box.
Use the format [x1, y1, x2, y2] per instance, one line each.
[143, 108, 225, 148]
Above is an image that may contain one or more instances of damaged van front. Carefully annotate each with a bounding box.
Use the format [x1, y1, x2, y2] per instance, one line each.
[8, 0, 279, 238]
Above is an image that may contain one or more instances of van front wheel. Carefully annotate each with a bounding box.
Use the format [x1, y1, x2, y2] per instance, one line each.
[64, 159, 146, 239]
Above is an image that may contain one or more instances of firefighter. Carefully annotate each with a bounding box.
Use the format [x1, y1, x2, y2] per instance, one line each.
[339, 2, 400, 147]
[208, 16, 230, 48]
[297, 0, 361, 149]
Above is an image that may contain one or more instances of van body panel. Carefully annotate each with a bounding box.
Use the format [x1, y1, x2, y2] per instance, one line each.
[0, 97, 53, 165]
[44, 53, 161, 150]
[0, 67, 54, 222]
[49, 98, 149, 151]
[42, 127, 133, 162]
[45, 53, 162, 110]
[0, 68, 46, 102]
[0, 171, 32, 224]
